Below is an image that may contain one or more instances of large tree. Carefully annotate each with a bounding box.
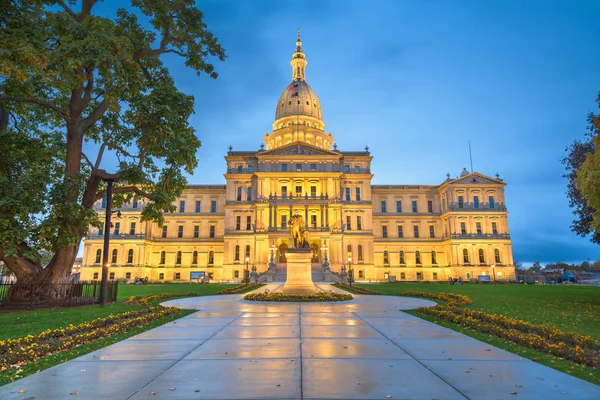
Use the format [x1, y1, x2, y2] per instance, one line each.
[562, 93, 600, 244]
[0, 0, 224, 300]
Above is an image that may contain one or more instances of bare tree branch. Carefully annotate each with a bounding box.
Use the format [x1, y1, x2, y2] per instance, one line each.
[0, 96, 69, 121]
[56, 0, 78, 21]
[80, 99, 107, 133]
[94, 142, 106, 171]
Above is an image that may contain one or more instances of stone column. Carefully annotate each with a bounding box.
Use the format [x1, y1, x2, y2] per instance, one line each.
[305, 204, 308, 227]
[268, 204, 272, 228]
[325, 206, 329, 228]
[274, 204, 278, 229]
[320, 204, 324, 228]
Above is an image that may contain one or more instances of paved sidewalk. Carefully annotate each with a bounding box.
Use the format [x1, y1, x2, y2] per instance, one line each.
[2, 290, 599, 399]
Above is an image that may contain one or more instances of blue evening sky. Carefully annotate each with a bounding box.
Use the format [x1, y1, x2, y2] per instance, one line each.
[90, 0, 600, 265]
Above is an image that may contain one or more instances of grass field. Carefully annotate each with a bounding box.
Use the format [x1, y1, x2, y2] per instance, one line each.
[356, 283, 600, 339]
[0, 283, 243, 341]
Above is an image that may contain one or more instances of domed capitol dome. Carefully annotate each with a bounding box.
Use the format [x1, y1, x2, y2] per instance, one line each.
[276, 79, 322, 121]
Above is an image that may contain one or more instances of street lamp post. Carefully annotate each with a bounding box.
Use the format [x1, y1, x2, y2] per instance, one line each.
[245, 257, 250, 285]
[348, 256, 353, 287]
[491, 264, 497, 287]
[99, 180, 114, 306]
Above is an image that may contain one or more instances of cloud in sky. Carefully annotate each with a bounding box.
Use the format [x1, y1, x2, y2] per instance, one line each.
[89, 0, 600, 264]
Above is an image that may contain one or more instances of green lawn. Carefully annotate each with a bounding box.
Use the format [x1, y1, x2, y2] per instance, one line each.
[356, 283, 600, 339]
[0, 283, 241, 341]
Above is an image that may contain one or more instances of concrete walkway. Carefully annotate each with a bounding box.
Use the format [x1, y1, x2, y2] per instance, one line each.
[2, 288, 600, 399]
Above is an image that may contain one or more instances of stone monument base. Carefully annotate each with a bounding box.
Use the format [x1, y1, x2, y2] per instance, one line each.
[280, 248, 320, 294]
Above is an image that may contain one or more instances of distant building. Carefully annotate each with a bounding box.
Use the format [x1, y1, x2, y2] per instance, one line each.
[71, 257, 82, 281]
[80, 32, 516, 283]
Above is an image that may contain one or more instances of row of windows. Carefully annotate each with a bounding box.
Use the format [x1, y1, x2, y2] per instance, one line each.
[345, 216, 363, 230]
[463, 248, 502, 264]
[393, 272, 437, 281]
[460, 221, 498, 235]
[161, 225, 217, 238]
[235, 216, 253, 231]
[381, 225, 435, 239]
[99, 221, 137, 236]
[382, 250, 437, 265]
[380, 200, 433, 213]
[92, 272, 215, 281]
[236, 187, 252, 201]
[101, 197, 139, 209]
[178, 200, 218, 213]
[346, 245, 365, 261]
[233, 245, 252, 261]
[344, 187, 361, 201]
[457, 195, 495, 209]
[279, 185, 319, 198]
[94, 249, 216, 265]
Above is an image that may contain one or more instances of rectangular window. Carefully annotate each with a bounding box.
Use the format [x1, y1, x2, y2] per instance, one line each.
[101, 196, 107, 208]
[246, 216, 252, 230]
[296, 163, 302, 171]
[382, 225, 388, 238]
[178, 225, 183, 238]
[281, 215, 287, 229]
[129, 222, 136, 235]
[248, 165, 253, 173]
[356, 187, 361, 201]
[345, 165, 350, 173]
[209, 225, 215, 238]
[211, 200, 217, 213]
[237, 165, 243, 173]
[357, 216, 362, 230]
[413, 225, 419, 238]
[417, 272, 423, 280]
[400, 272, 405, 280]
[281, 164, 288, 172]
[396, 200, 402, 213]
[474, 196, 479, 209]
[234, 270, 239, 279]
[133, 197, 138, 209]
[412, 200, 418, 213]
[99, 227, 103, 236]
[311, 214, 317, 228]
[460, 222, 467, 235]
[433, 272, 438, 280]
[162, 226, 167, 238]
[114, 222, 120, 235]
[295, 185, 302, 196]
[236, 216, 241, 231]
[175, 272, 181, 280]
[458, 196, 464, 208]
[381, 200, 387, 213]
[281, 186, 288, 197]
[247, 187, 252, 201]
[195, 200, 201, 213]
[310, 163, 317, 171]
[476, 222, 482, 235]
[179, 200, 185, 213]
[429, 226, 435, 238]
[345, 187, 351, 201]
[194, 225, 199, 238]
[126, 272, 131, 280]
[489, 196, 495, 208]
[354, 165, 360, 173]
[492, 222, 498, 235]
[311, 186, 317, 197]
[93, 272, 99, 280]
[428, 200, 433, 213]
[397, 226, 403, 238]
[109, 272, 115, 280]
[346, 215, 352, 230]
[237, 187, 242, 201]
[159, 273, 164, 280]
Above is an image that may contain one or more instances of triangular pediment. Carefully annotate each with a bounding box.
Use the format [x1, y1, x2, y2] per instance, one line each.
[449, 172, 504, 185]
[258, 141, 340, 157]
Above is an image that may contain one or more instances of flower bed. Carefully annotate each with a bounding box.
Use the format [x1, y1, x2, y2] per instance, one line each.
[397, 291, 600, 371]
[216, 283, 261, 294]
[334, 283, 382, 295]
[244, 292, 352, 302]
[0, 307, 180, 371]
[124, 292, 199, 305]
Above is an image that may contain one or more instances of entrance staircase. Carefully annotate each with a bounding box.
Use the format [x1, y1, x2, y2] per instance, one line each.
[271, 264, 328, 283]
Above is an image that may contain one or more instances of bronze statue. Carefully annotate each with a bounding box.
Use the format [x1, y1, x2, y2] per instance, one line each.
[288, 213, 310, 248]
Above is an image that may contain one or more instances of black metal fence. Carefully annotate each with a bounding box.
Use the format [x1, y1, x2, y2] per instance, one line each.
[0, 281, 118, 307]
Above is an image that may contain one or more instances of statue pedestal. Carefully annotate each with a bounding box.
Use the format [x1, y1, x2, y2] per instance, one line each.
[281, 248, 319, 294]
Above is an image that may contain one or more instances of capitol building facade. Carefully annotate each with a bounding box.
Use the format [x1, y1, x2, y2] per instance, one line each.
[80, 33, 516, 283]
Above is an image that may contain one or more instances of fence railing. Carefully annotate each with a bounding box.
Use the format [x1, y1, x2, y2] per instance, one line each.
[0, 281, 118, 307]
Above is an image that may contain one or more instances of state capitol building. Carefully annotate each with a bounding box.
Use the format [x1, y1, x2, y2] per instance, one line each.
[80, 33, 516, 283]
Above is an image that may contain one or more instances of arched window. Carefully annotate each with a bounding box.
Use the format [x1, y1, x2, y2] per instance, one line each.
[383, 250, 389, 265]
[479, 249, 485, 264]
[463, 249, 470, 264]
[245, 245, 251, 259]
[494, 249, 501, 263]
[416, 251, 421, 264]
[358, 245, 363, 261]
[111, 249, 117, 264]
[235, 245, 240, 261]
[160, 251, 166, 265]
[399, 250, 405, 264]
[192, 251, 198, 264]
[208, 251, 214, 265]
[431, 251, 437, 265]
[127, 249, 134, 264]
[176, 251, 182, 265]
[95, 249, 102, 264]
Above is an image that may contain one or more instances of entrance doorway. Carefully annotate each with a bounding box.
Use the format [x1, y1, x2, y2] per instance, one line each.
[310, 243, 320, 263]
[278, 243, 288, 263]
